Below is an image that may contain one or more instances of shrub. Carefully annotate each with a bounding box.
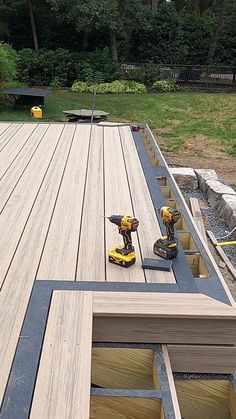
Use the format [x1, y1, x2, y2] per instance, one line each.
[17, 48, 79, 86]
[72, 80, 146, 94]
[0, 81, 28, 106]
[71, 81, 90, 93]
[121, 80, 146, 94]
[78, 49, 122, 83]
[0, 43, 17, 86]
[17, 48, 122, 87]
[50, 77, 62, 89]
[126, 64, 160, 85]
[152, 79, 177, 92]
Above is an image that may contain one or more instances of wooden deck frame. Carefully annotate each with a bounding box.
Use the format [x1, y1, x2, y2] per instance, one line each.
[1, 283, 236, 419]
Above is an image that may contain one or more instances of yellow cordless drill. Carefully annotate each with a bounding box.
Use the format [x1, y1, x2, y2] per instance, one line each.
[107, 215, 139, 268]
[153, 206, 181, 260]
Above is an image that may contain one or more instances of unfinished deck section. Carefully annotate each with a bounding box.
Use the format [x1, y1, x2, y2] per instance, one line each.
[0, 122, 175, 412]
[0, 122, 236, 419]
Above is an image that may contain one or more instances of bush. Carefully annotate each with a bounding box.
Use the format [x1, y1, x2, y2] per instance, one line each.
[0, 43, 17, 86]
[72, 80, 146, 94]
[17, 48, 122, 87]
[71, 81, 90, 93]
[0, 80, 28, 106]
[50, 77, 62, 89]
[126, 64, 160, 85]
[78, 49, 122, 83]
[152, 79, 177, 92]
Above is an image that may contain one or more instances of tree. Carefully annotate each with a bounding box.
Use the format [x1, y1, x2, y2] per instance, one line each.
[2, 0, 39, 49]
[49, 0, 147, 60]
[0, 1, 10, 38]
[0, 42, 17, 85]
[131, 3, 184, 63]
[27, 0, 39, 49]
[208, 0, 226, 63]
[172, 0, 213, 15]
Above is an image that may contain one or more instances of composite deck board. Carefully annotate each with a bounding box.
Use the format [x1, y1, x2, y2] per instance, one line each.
[30, 291, 93, 419]
[0, 122, 234, 412]
[0, 124, 64, 288]
[93, 292, 231, 316]
[104, 126, 145, 282]
[119, 126, 176, 283]
[0, 125, 73, 406]
[0, 124, 37, 178]
[0, 124, 49, 213]
[38, 125, 90, 280]
[0, 123, 22, 152]
[0, 122, 11, 137]
[76, 126, 105, 282]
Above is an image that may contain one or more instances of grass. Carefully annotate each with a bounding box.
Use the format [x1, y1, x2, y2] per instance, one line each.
[0, 90, 236, 156]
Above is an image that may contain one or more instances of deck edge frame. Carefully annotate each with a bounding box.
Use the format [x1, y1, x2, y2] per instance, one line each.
[133, 125, 232, 305]
[1, 280, 236, 419]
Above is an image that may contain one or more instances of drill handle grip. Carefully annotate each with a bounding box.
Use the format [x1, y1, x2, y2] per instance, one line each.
[165, 221, 175, 241]
[119, 229, 133, 250]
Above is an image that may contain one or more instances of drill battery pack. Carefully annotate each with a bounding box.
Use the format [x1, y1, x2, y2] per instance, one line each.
[153, 237, 179, 260]
[108, 246, 136, 268]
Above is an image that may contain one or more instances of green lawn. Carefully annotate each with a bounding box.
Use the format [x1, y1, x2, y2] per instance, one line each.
[1, 90, 236, 156]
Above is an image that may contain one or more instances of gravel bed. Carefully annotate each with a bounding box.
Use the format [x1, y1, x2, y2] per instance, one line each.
[174, 372, 231, 381]
[183, 189, 236, 268]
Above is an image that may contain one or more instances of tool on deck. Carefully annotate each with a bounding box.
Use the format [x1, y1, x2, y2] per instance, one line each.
[153, 206, 181, 260]
[106, 215, 139, 268]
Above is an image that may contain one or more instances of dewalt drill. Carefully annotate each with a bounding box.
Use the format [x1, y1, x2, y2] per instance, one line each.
[107, 215, 139, 268]
[153, 206, 181, 260]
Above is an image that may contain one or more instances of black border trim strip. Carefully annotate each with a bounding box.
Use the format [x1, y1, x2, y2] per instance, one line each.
[132, 131, 198, 294]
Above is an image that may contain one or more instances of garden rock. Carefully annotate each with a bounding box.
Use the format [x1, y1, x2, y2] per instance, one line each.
[206, 181, 236, 208]
[218, 194, 236, 234]
[195, 169, 218, 194]
[170, 167, 198, 190]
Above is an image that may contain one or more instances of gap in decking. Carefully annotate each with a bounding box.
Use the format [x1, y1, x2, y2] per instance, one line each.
[178, 232, 198, 251]
[90, 348, 163, 419]
[91, 348, 157, 390]
[186, 253, 210, 278]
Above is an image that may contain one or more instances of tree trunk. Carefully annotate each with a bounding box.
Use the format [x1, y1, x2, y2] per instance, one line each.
[82, 27, 89, 51]
[27, 0, 39, 50]
[208, 0, 225, 64]
[180, 0, 193, 15]
[151, 0, 158, 12]
[109, 29, 118, 61]
[194, 0, 201, 15]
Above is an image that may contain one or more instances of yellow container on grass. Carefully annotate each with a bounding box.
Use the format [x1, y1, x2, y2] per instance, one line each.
[31, 106, 42, 118]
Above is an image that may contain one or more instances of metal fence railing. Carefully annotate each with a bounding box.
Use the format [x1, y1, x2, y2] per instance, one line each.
[122, 64, 236, 88]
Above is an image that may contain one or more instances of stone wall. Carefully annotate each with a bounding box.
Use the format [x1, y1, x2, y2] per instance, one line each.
[170, 167, 236, 235]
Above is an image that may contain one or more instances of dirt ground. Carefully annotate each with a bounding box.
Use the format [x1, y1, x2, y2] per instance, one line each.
[161, 135, 236, 187]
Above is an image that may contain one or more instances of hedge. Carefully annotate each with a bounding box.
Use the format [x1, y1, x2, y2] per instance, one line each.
[17, 48, 122, 87]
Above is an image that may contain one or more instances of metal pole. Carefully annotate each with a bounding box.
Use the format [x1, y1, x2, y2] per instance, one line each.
[91, 89, 97, 125]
